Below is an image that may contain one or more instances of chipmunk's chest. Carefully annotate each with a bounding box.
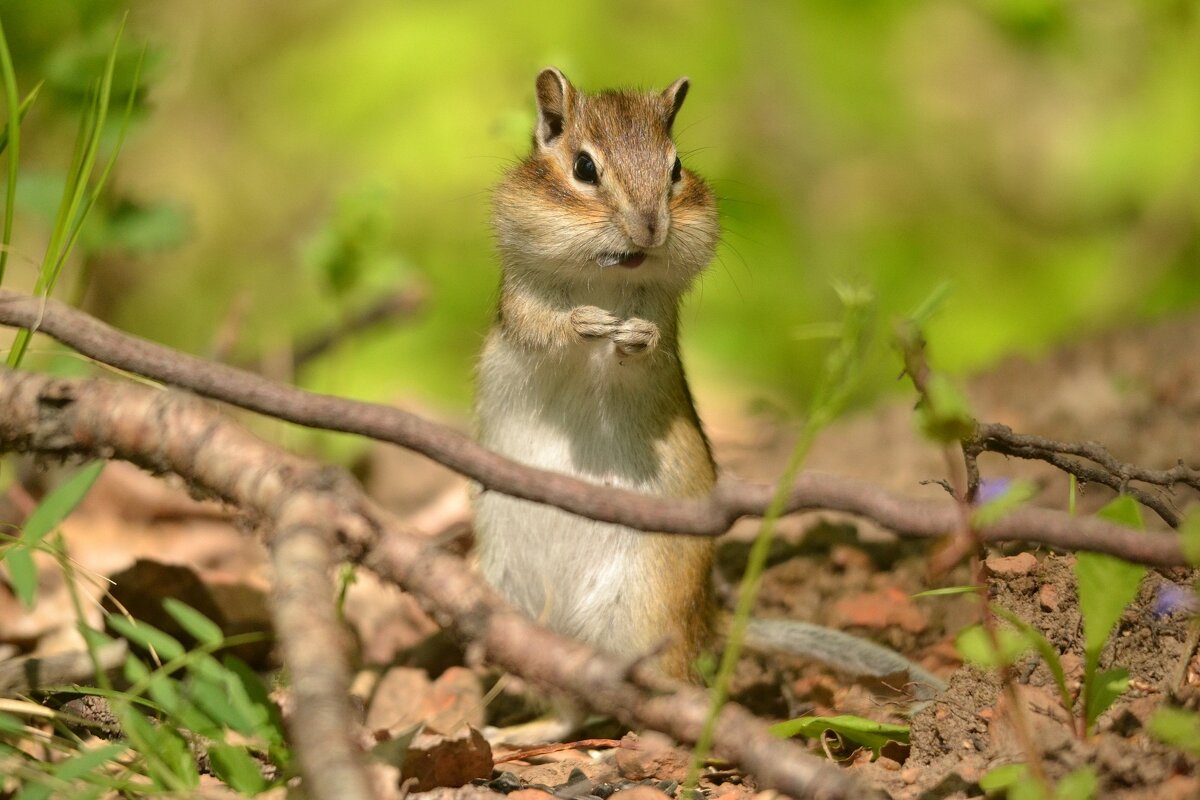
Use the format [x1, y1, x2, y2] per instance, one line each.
[477, 333, 662, 485]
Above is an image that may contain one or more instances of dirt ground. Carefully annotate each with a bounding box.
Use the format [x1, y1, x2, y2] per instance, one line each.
[3, 313, 1199, 798]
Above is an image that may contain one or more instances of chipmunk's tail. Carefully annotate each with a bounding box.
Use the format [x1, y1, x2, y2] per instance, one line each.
[742, 617, 946, 701]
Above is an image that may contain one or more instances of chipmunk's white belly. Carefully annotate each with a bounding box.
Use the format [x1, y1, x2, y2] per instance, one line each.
[473, 336, 674, 657]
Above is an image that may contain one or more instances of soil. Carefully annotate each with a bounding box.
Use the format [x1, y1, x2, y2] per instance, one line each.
[699, 313, 1200, 798]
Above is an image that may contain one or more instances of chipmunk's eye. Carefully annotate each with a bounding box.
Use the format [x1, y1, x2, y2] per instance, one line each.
[671, 156, 682, 183]
[573, 152, 598, 184]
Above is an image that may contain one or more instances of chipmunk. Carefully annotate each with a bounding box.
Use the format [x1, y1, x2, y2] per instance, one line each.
[474, 69, 942, 695]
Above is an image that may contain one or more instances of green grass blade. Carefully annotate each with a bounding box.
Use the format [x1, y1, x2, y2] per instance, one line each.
[0, 16, 22, 285]
[0, 83, 39, 158]
[55, 46, 145, 300]
[7, 17, 129, 368]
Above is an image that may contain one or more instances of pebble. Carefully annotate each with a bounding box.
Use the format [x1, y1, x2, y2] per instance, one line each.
[983, 552, 1038, 577]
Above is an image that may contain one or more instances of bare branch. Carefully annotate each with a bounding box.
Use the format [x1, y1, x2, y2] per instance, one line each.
[974, 422, 1197, 527]
[0, 366, 872, 800]
[0, 290, 1187, 566]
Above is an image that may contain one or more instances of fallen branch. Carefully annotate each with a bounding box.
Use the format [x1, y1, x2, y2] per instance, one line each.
[0, 290, 1187, 566]
[0, 367, 873, 800]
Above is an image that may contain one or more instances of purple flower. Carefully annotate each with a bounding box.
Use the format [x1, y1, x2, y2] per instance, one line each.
[976, 478, 1012, 505]
[1153, 583, 1200, 619]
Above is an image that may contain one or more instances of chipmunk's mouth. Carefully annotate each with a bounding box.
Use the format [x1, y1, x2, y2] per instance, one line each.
[596, 251, 646, 269]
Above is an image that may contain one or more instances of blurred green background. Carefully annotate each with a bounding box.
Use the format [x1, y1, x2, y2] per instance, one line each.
[2, 0, 1198, 447]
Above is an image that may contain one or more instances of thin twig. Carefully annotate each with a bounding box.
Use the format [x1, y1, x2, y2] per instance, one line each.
[0, 290, 1188, 567]
[974, 422, 1193, 527]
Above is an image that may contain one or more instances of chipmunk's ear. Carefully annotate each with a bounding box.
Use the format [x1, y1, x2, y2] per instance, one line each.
[662, 77, 690, 133]
[535, 67, 574, 146]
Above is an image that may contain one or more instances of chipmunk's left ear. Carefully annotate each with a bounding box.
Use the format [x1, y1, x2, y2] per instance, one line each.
[662, 77, 690, 133]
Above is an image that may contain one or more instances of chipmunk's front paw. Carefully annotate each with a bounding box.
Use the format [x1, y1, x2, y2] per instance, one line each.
[612, 318, 660, 357]
[570, 305, 620, 339]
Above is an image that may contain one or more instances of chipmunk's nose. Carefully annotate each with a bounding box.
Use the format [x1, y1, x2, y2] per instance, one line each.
[627, 209, 669, 248]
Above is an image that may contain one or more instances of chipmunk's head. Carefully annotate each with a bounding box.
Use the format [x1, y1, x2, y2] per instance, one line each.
[493, 68, 719, 287]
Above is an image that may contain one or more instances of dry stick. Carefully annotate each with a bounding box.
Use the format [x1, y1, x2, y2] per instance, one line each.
[0, 367, 870, 800]
[271, 493, 373, 800]
[974, 422, 1196, 528]
[0, 289, 1187, 567]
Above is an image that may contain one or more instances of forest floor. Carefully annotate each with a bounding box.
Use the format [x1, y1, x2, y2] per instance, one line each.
[2, 312, 1199, 799]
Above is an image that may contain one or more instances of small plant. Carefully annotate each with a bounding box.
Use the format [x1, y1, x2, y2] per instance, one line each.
[979, 762, 1098, 800]
[683, 283, 877, 790]
[957, 496, 1147, 739]
[0, 463, 289, 796]
[769, 714, 909, 761]
[0, 599, 288, 797]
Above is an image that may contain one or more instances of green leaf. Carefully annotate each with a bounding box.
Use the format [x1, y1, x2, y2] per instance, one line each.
[14, 782, 53, 800]
[116, 703, 197, 790]
[1076, 498, 1146, 668]
[1083, 667, 1128, 731]
[223, 656, 286, 746]
[1180, 509, 1200, 568]
[991, 606, 1072, 715]
[1147, 706, 1200, 756]
[1055, 766, 1098, 800]
[972, 480, 1038, 528]
[190, 669, 255, 734]
[0, 710, 24, 733]
[162, 599, 223, 646]
[1075, 498, 1144, 734]
[208, 744, 268, 794]
[769, 714, 909, 758]
[1096, 494, 1143, 528]
[53, 743, 128, 781]
[107, 616, 186, 661]
[4, 545, 38, 608]
[907, 282, 953, 326]
[916, 372, 975, 443]
[22, 463, 105, 547]
[956, 624, 1031, 669]
[979, 762, 1027, 791]
[912, 585, 980, 599]
[123, 652, 150, 684]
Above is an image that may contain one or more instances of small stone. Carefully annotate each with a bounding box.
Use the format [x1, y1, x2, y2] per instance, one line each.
[900, 767, 920, 784]
[875, 757, 901, 772]
[615, 732, 690, 784]
[830, 587, 927, 634]
[490, 773, 523, 793]
[829, 544, 871, 570]
[1038, 583, 1059, 612]
[609, 788, 671, 800]
[983, 552, 1038, 577]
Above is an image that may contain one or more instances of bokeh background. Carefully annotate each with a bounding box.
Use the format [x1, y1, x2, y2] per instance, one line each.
[3, 0, 1199, 456]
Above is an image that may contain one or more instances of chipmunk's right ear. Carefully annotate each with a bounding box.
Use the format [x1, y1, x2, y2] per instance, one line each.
[534, 67, 574, 147]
